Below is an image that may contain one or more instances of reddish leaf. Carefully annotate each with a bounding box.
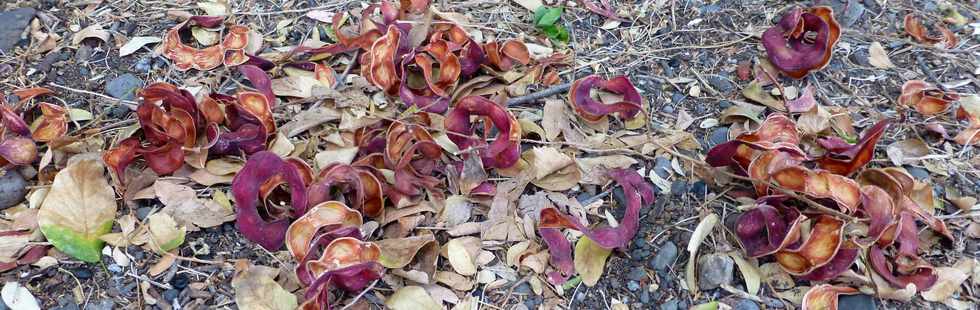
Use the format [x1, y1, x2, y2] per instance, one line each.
[802, 284, 859, 310]
[774, 215, 845, 275]
[568, 75, 644, 122]
[231, 151, 310, 250]
[815, 118, 890, 175]
[904, 14, 958, 49]
[445, 96, 521, 169]
[735, 202, 803, 257]
[898, 80, 958, 115]
[761, 7, 841, 79]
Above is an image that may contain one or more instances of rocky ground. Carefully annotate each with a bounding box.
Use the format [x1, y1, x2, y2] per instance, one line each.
[0, 0, 977, 309]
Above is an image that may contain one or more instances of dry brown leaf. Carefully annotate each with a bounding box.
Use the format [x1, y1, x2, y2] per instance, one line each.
[923, 259, 975, 302]
[577, 155, 637, 185]
[38, 157, 116, 263]
[72, 24, 110, 46]
[525, 147, 581, 191]
[886, 138, 930, 166]
[868, 42, 896, 69]
[232, 261, 298, 310]
[446, 237, 480, 276]
[154, 181, 235, 231]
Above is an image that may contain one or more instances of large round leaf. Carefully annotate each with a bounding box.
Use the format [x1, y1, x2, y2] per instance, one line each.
[38, 158, 117, 262]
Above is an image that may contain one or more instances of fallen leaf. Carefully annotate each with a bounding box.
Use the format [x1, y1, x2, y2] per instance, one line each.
[447, 237, 480, 276]
[376, 235, 436, 269]
[525, 147, 581, 191]
[798, 104, 832, 135]
[119, 36, 162, 57]
[72, 24, 110, 46]
[314, 145, 358, 169]
[576, 155, 637, 185]
[868, 42, 896, 69]
[198, 0, 230, 16]
[145, 213, 185, 253]
[38, 158, 117, 262]
[441, 195, 472, 227]
[886, 138, 930, 166]
[232, 262, 298, 310]
[728, 251, 761, 295]
[922, 259, 975, 302]
[743, 81, 785, 111]
[718, 101, 765, 124]
[512, 0, 544, 11]
[686, 213, 719, 295]
[574, 236, 612, 287]
[1, 282, 39, 310]
[154, 181, 235, 230]
[386, 286, 442, 310]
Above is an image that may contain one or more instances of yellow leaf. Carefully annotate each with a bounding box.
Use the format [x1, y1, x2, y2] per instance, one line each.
[574, 236, 612, 287]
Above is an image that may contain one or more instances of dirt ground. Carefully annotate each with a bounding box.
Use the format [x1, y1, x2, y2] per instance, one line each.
[0, 0, 977, 309]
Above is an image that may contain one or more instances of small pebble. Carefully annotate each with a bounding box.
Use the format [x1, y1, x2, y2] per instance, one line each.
[162, 289, 179, 303]
[171, 274, 190, 290]
[670, 181, 688, 196]
[649, 241, 678, 271]
[708, 127, 730, 147]
[627, 280, 640, 291]
[698, 253, 734, 290]
[690, 181, 707, 199]
[733, 299, 761, 310]
[73, 267, 94, 280]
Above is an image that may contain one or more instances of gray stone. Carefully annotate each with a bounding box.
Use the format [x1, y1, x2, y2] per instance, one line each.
[670, 181, 688, 196]
[660, 300, 679, 310]
[837, 294, 876, 310]
[707, 76, 733, 94]
[136, 207, 152, 220]
[627, 280, 640, 291]
[649, 241, 678, 271]
[708, 127, 730, 147]
[0, 8, 35, 53]
[627, 266, 647, 281]
[0, 171, 27, 210]
[105, 74, 143, 101]
[733, 299, 761, 310]
[905, 166, 930, 181]
[698, 253, 734, 290]
[837, 0, 865, 27]
[83, 300, 114, 310]
[654, 157, 671, 178]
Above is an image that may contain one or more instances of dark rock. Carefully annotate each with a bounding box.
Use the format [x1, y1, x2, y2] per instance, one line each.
[524, 296, 543, 308]
[627, 280, 640, 291]
[905, 166, 930, 181]
[654, 157, 671, 178]
[708, 127, 730, 147]
[135, 207, 152, 220]
[512, 282, 531, 294]
[640, 290, 651, 303]
[836, 0, 865, 27]
[627, 266, 647, 281]
[690, 181, 707, 199]
[660, 299, 679, 310]
[0, 8, 36, 53]
[700, 4, 721, 14]
[631, 248, 650, 261]
[670, 181, 688, 196]
[837, 294, 876, 310]
[105, 74, 143, 101]
[718, 100, 732, 109]
[172, 273, 190, 290]
[73, 267, 94, 280]
[75, 44, 93, 63]
[707, 76, 734, 94]
[649, 241, 678, 271]
[135, 57, 152, 72]
[162, 289, 179, 302]
[670, 92, 685, 104]
[107, 105, 131, 119]
[53, 295, 79, 310]
[734, 299, 761, 310]
[36, 51, 63, 74]
[698, 253, 734, 290]
[850, 49, 871, 67]
[82, 300, 114, 310]
[0, 171, 28, 210]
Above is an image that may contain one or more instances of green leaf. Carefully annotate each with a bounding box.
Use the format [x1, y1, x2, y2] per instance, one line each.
[574, 236, 612, 287]
[534, 6, 563, 27]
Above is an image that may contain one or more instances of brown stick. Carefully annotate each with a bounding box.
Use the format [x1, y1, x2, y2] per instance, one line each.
[505, 82, 572, 106]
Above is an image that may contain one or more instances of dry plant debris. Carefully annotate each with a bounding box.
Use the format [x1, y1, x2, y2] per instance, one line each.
[0, 0, 977, 309]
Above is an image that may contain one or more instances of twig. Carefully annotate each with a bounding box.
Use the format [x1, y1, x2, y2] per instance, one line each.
[505, 82, 572, 106]
[339, 279, 378, 310]
[48, 82, 138, 109]
[334, 49, 361, 89]
[235, 3, 349, 16]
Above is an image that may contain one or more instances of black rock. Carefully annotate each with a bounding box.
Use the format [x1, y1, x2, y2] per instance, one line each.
[708, 127, 730, 147]
[718, 100, 733, 109]
[690, 181, 707, 199]
[73, 267, 94, 280]
[171, 273, 190, 290]
[0, 171, 28, 210]
[524, 296, 543, 308]
[105, 74, 143, 101]
[707, 75, 734, 94]
[850, 49, 872, 67]
[733, 299, 761, 310]
[670, 92, 685, 104]
[162, 289, 179, 303]
[649, 241, 678, 271]
[0, 8, 36, 53]
[698, 253, 734, 290]
[53, 295, 79, 310]
[837, 294, 876, 310]
[107, 105, 131, 119]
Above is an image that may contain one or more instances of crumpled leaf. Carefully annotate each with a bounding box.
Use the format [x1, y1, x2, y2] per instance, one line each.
[145, 213, 185, 253]
[232, 262, 298, 310]
[119, 36, 163, 57]
[445, 96, 521, 169]
[898, 80, 958, 115]
[801, 284, 859, 310]
[38, 158, 116, 262]
[154, 181, 235, 230]
[735, 202, 803, 258]
[885, 138, 930, 166]
[922, 259, 975, 302]
[446, 237, 479, 276]
[574, 236, 612, 287]
[815, 118, 890, 175]
[231, 151, 309, 250]
[868, 42, 896, 69]
[1, 282, 40, 310]
[761, 6, 841, 79]
[568, 75, 643, 122]
[525, 147, 581, 191]
[31, 103, 67, 142]
[540, 169, 653, 284]
[905, 14, 958, 49]
[706, 113, 805, 170]
[773, 215, 845, 275]
[376, 234, 436, 269]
